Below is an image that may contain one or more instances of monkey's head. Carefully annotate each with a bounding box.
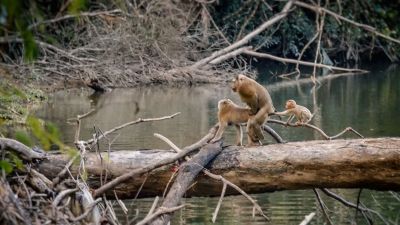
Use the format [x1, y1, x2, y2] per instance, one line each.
[285, 99, 297, 109]
[231, 74, 248, 92]
[217, 99, 234, 110]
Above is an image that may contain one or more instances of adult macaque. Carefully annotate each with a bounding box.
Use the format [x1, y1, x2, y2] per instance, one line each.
[231, 74, 275, 146]
[211, 99, 251, 146]
[275, 99, 312, 125]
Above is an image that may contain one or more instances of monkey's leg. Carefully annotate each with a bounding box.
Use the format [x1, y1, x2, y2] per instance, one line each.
[246, 122, 263, 146]
[234, 124, 243, 146]
[210, 122, 227, 143]
[286, 115, 294, 125]
[247, 117, 264, 141]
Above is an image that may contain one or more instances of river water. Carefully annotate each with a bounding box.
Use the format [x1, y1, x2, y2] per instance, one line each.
[36, 63, 400, 224]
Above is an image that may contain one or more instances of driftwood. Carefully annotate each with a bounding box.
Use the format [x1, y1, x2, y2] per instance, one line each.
[36, 137, 400, 198]
[0, 138, 46, 161]
[150, 141, 223, 225]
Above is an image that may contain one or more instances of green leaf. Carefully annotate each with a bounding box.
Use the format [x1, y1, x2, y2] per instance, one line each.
[10, 153, 24, 170]
[15, 131, 33, 147]
[46, 122, 61, 141]
[27, 116, 50, 150]
[21, 30, 38, 61]
[0, 160, 13, 174]
[68, 0, 86, 15]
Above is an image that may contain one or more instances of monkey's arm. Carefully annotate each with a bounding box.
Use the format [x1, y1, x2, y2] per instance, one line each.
[273, 110, 290, 116]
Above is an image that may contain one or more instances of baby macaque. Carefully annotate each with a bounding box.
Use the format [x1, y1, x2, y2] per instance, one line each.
[275, 99, 312, 125]
[211, 99, 252, 146]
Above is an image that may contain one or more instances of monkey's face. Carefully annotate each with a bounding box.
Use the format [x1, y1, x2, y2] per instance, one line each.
[231, 74, 246, 92]
[285, 100, 296, 109]
[231, 78, 239, 92]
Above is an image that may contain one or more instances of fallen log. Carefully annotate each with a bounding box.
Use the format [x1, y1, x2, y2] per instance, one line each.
[37, 137, 400, 198]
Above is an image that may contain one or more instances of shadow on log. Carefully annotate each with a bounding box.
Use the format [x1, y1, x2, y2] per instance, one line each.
[37, 137, 400, 198]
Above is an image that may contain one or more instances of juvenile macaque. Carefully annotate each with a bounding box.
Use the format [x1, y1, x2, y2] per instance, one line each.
[211, 99, 251, 146]
[231, 74, 275, 146]
[275, 99, 312, 125]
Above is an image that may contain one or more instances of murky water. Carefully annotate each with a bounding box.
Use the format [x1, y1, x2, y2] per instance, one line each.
[36, 63, 400, 224]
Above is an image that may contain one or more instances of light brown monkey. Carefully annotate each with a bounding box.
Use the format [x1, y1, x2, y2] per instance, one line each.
[275, 99, 312, 125]
[231, 74, 275, 146]
[211, 99, 251, 146]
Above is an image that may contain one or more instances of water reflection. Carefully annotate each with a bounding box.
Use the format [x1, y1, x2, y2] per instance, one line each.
[35, 64, 400, 224]
[36, 63, 400, 148]
[120, 190, 399, 225]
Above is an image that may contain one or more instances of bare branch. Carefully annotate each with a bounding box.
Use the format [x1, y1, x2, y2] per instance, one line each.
[92, 126, 217, 198]
[136, 205, 185, 225]
[0, 138, 46, 161]
[243, 50, 368, 73]
[28, 10, 124, 29]
[87, 112, 181, 146]
[267, 119, 363, 140]
[294, 1, 400, 45]
[191, 0, 294, 68]
[299, 212, 316, 225]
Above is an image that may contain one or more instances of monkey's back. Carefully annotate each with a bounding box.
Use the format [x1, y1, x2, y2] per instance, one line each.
[296, 105, 312, 122]
[219, 104, 251, 124]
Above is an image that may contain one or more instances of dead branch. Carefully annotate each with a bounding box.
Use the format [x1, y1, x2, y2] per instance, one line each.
[212, 182, 227, 223]
[0, 138, 46, 161]
[86, 112, 181, 146]
[243, 50, 368, 73]
[262, 125, 285, 143]
[203, 169, 269, 221]
[313, 189, 333, 225]
[299, 212, 316, 225]
[320, 189, 379, 224]
[92, 126, 218, 198]
[149, 141, 223, 225]
[294, 1, 400, 45]
[209, 46, 253, 65]
[267, 119, 364, 140]
[312, 1, 326, 82]
[136, 205, 185, 225]
[52, 188, 78, 207]
[71, 198, 102, 222]
[235, 0, 260, 41]
[155, 133, 269, 223]
[28, 9, 124, 29]
[191, 0, 294, 68]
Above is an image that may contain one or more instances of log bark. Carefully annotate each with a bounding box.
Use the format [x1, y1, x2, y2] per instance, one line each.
[36, 137, 400, 198]
[150, 141, 223, 225]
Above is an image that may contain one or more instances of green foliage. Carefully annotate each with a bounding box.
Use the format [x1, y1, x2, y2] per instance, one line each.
[68, 0, 87, 15]
[10, 152, 24, 170]
[15, 131, 34, 147]
[0, 160, 13, 174]
[27, 116, 63, 151]
[0, 0, 86, 61]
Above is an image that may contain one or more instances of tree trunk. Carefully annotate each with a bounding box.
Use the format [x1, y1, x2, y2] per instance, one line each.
[37, 137, 400, 198]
